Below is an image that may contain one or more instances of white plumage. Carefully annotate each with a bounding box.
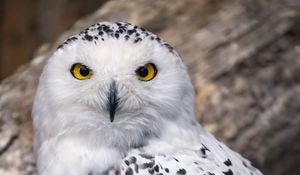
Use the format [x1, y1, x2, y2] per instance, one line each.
[32, 22, 263, 175]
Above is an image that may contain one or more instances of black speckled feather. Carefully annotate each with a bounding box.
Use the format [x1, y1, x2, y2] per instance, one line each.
[57, 22, 175, 53]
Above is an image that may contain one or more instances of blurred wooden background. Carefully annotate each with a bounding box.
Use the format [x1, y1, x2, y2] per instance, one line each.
[0, 0, 300, 175]
[0, 0, 106, 80]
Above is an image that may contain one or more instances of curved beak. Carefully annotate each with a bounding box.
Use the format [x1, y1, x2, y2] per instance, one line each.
[107, 81, 119, 122]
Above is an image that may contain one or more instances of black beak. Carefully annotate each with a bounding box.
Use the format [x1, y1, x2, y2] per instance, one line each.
[107, 81, 119, 122]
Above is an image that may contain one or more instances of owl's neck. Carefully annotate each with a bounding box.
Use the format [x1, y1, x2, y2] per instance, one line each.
[33, 90, 200, 175]
[62, 100, 199, 151]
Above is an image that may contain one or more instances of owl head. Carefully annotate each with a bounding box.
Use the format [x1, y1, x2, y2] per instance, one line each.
[32, 22, 196, 150]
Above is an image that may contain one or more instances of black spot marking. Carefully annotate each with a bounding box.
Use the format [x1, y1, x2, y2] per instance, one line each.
[223, 169, 233, 175]
[139, 153, 154, 159]
[124, 160, 130, 166]
[164, 43, 174, 52]
[154, 165, 159, 172]
[177, 169, 186, 175]
[125, 167, 133, 175]
[103, 25, 109, 31]
[130, 156, 137, 164]
[198, 167, 204, 171]
[127, 29, 135, 35]
[224, 159, 232, 166]
[200, 144, 210, 158]
[84, 35, 93, 41]
[141, 161, 155, 169]
[158, 163, 163, 169]
[134, 164, 138, 173]
[68, 36, 78, 42]
[148, 169, 154, 174]
[201, 144, 210, 151]
[165, 168, 169, 173]
[57, 44, 64, 49]
[134, 38, 142, 43]
[107, 29, 114, 36]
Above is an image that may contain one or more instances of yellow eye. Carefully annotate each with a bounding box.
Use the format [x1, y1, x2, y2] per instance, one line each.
[135, 63, 157, 81]
[70, 63, 93, 80]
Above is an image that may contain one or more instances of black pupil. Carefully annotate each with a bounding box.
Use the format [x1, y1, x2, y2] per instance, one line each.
[137, 66, 148, 77]
[80, 66, 90, 76]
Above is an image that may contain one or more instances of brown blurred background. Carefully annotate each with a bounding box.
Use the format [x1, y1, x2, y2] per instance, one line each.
[0, 0, 106, 80]
[0, 0, 300, 175]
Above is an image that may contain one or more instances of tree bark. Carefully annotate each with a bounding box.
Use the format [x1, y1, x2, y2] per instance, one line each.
[0, 0, 106, 80]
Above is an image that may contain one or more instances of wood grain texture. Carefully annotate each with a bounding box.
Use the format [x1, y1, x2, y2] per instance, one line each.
[0, 0, 106, 80]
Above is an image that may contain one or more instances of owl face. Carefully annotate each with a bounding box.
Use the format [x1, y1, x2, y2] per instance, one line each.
[33, 22, 195, 147]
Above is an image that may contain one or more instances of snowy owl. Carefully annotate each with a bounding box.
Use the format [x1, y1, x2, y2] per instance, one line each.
[32, 22, 263, 175]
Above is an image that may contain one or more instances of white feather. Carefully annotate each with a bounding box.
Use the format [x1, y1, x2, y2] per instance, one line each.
[32, 22, 262, 175]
